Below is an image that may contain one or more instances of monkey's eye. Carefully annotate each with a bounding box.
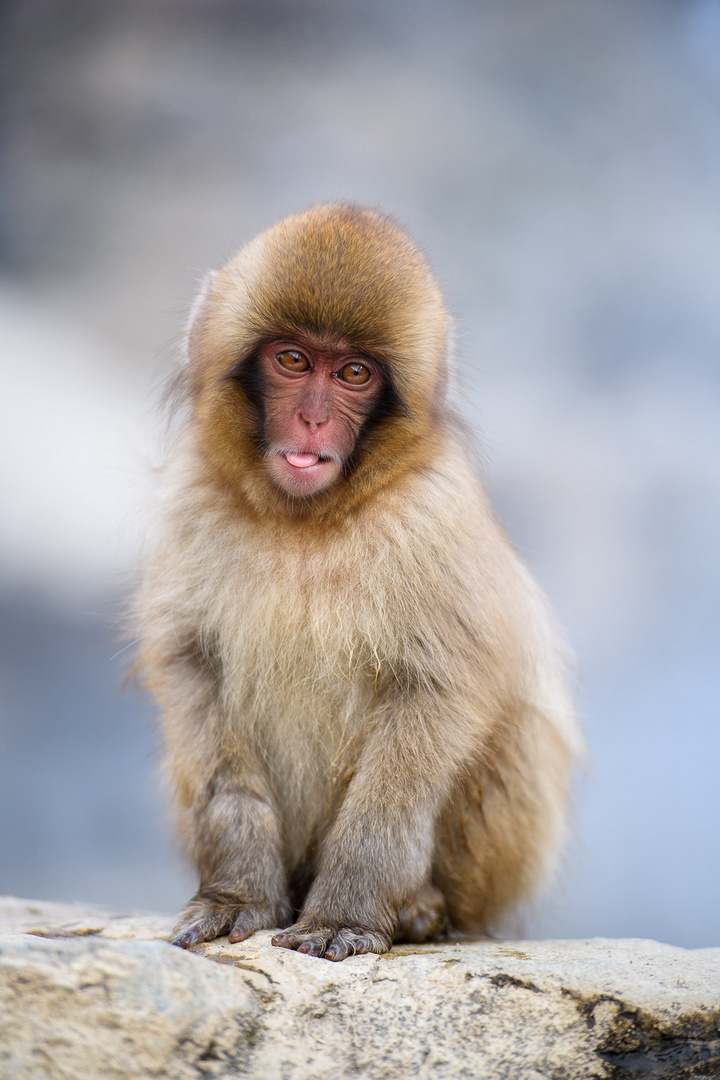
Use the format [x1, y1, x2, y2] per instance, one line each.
[338, 362, 371, 385]
[276, 349, 310, 372]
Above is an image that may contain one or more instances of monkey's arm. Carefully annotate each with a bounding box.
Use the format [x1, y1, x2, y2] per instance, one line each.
[139, 608, 292, 948]
[170, 744, 292, 948]
[273, 682, 478, 961]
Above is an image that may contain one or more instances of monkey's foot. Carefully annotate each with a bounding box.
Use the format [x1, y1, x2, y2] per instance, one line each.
[170, 889, 291, 949]
[396, 883, 448, 943]
[271, 923, 392, 961]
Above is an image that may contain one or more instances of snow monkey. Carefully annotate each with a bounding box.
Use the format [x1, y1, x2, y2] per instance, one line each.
[137, 203, 582, 961]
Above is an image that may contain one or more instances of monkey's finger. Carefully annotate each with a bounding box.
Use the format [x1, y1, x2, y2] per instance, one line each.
[271, 930, 313, 950]
[227, 908, 267, 944]
[297, 937, 328, 957]
[172, 923, 219, 949]
[325, 929, 390, 961]
[271, 926, 332, 953]
[352, 936, 376, 954]
[324, 938, 352, 961]
[170, 911, 233, 948]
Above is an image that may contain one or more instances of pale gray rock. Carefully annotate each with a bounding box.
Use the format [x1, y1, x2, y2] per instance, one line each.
[0, 897, 718, 1080]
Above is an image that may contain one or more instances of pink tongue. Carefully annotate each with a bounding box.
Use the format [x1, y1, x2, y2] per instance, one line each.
[285, 452, 320, 468]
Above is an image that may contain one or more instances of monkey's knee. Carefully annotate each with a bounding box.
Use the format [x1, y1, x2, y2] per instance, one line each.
[396, 883, 448, 943]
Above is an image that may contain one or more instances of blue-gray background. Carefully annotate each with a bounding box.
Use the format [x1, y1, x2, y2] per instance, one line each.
[1, 0, 718, 946]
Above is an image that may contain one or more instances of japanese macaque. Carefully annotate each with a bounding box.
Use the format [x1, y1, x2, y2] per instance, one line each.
[137, 203, 582, 962]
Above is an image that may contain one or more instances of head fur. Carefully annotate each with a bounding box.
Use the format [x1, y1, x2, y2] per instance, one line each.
[185, 203, 452, 518]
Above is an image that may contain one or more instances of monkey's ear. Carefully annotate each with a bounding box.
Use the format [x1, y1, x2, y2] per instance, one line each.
[185, 270, 219, 364]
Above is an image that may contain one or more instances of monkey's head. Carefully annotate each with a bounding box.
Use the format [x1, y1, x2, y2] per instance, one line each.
[185, 203, 451, 516]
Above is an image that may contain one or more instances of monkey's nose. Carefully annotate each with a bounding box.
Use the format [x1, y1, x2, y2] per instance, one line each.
[299, 411, 330, 430]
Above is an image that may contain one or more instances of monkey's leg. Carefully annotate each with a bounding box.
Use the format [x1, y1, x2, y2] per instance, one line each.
[141, 627, 292, 949]
[171, 766, 292, 948]
[434, 719, 574, 936]
[272, 694, 464, 961]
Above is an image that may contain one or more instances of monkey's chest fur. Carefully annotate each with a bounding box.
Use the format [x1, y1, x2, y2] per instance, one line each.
[205, 523, 394, 870]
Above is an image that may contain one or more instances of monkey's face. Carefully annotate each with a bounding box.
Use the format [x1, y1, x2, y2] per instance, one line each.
[257, 337, 384, 497]
[190, 206, 450, 515]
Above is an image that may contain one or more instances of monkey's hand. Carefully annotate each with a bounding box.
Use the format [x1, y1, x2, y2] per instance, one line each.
[271, 922, 392, 961]
[171, 886, 292, 949]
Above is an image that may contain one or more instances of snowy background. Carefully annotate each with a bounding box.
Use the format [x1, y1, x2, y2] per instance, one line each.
[1, 0, 718, 946]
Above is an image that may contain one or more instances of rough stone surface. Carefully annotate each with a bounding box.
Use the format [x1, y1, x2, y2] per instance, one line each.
[1, 897, 718, 1080]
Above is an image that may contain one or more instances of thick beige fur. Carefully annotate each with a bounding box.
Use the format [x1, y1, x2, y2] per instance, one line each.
[137, 204, 582, 958]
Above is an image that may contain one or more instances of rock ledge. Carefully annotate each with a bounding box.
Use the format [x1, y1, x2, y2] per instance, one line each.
[1, 897, 718, 1079]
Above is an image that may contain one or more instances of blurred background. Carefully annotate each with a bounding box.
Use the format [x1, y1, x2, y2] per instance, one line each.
[1, 0, 718, 947]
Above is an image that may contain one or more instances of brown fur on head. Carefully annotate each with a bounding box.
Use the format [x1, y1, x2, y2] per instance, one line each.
[184, 204, 451, 518]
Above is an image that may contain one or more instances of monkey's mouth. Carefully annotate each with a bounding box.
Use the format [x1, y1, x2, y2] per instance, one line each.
[266, 449, 343, 495]
[284, 452, 323, 469]
[280, 451, 341, 473]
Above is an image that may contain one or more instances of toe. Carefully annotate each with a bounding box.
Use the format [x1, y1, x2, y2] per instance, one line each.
[297, 937, 327, 957]
[324, 939, 351, 961]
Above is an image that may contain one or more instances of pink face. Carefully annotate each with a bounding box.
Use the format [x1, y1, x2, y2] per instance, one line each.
[258, 337, 384, 497]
